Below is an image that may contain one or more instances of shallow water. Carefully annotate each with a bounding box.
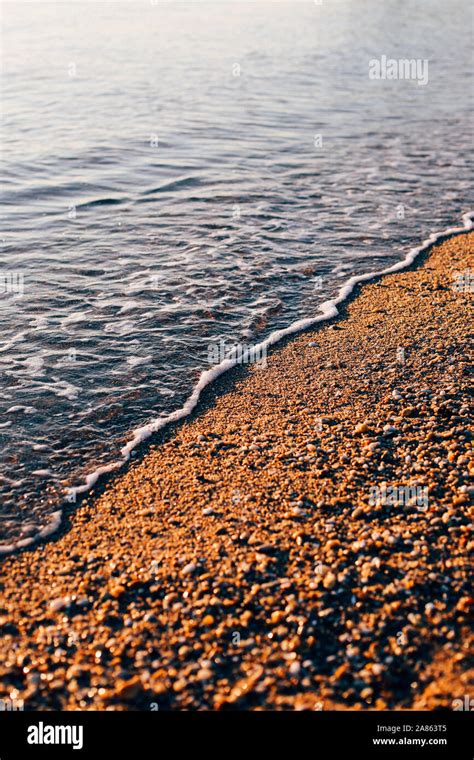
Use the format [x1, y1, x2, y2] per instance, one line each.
[0, 0, 472, 551]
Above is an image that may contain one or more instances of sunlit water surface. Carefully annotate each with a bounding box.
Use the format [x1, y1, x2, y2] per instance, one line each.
[0, 0, 472, 550]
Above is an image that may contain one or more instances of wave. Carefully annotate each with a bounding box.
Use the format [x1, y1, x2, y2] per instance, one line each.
[76, 198, 124, 209]
[1, 210, 472, 557]
[141, 176, 203, 196]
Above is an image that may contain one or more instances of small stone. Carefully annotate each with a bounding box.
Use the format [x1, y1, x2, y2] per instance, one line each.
[354, 422, 370, 434]
[366, 442, 379, 452]
[289, 661, 301, 676]
[116, 677, 141, 701]
[182, 562, 197, 575]
[49, 597, 69, 612]
[456, 597, 473, 613]
[323, 572, 336, 589]
[270, 610, 285, 624]
[196, 668, 213, 681]
[149, 674, 169, 695]
[110, 585, 126, 599]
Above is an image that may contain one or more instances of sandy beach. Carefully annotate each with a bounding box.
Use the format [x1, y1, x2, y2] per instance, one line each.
[0, 231, 472, 711]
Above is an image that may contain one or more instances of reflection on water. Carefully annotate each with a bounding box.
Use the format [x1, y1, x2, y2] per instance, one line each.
[0, 0, 472, 550]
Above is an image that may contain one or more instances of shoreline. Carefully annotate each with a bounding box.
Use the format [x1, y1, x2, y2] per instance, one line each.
[63, 214, 474, 497]
[0, 230, 472, 710]
[3, 215, 471, 558]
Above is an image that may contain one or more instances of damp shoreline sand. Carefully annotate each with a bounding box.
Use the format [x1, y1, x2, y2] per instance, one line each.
[0, 231, 472, 711]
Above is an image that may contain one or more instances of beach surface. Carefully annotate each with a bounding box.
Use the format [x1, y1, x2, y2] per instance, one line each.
[1, 232, 472, 711]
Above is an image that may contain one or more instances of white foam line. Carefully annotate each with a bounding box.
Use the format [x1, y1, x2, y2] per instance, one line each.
[1, 211, 472, 556]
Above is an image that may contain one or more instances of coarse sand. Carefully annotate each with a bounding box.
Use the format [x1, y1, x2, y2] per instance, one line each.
[0, 232, 472, 710]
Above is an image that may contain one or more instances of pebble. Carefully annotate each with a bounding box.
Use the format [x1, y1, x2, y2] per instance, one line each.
[115, 677, 141, 701]
[196, 668, 213, 681]
[322, 572, 337, 589]
[291, 506, 305, 517]
[49, 597, 70, 612]
[289, 661, 301, 676]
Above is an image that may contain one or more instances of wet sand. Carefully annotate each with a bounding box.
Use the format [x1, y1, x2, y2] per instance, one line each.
[0, 231, 472, 710]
